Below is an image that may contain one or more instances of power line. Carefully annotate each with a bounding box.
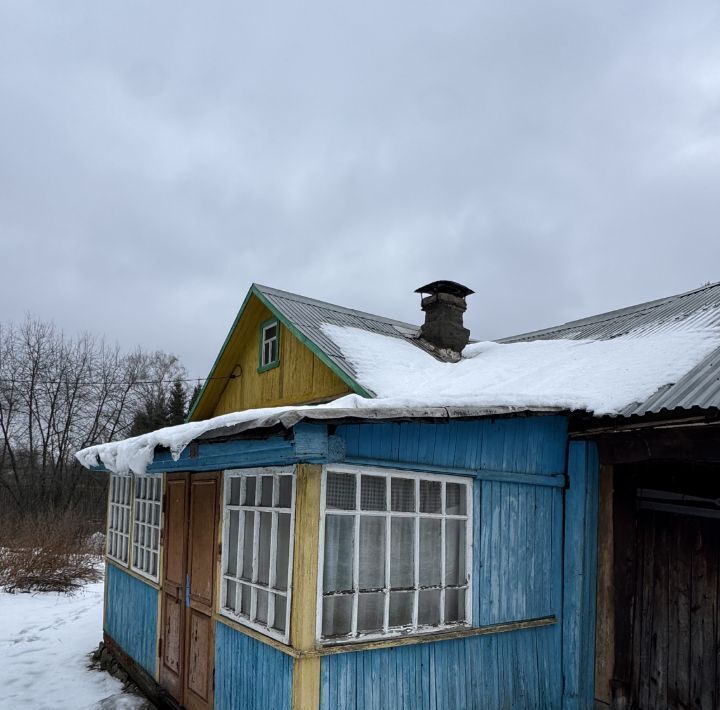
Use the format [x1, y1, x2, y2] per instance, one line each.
[0, 374, 237, 387]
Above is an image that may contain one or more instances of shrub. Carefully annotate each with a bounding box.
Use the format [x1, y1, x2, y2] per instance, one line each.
[0, 511, 102, 593]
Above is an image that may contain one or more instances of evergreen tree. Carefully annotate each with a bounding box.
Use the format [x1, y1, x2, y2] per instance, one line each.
[167, 378, 187, 425]
[187, 382, 203, 416]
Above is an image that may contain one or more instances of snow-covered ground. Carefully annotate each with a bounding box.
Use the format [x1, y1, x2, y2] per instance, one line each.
[0, 581, 150, 709]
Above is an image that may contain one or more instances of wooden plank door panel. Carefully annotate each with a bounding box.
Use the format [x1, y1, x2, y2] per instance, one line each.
[631, 510, 720, 710]
[183, 474, 218, 710]
[186, 607, 213, 704]
[160, 475, 188, 702]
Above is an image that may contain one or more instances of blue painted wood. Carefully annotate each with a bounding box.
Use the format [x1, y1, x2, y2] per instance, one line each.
[320, 624, 562, 709]
[336, 416, 568, 475]
[146, 436, 296, 472]
[562, 440, 599, 710]
[104, 563, 158, 676]
[90, 435, 298, 474]
[293, 422, 329, 460]
[214, 620, 293, 710]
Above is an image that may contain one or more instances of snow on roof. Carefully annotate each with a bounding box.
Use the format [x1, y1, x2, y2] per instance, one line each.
[321, 323, 720, 415]
[76, 319, 720, 476]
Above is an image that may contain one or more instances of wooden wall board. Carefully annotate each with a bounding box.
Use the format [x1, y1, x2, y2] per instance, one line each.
[191, 294, 351, 421]
[105, 562, 159, 677]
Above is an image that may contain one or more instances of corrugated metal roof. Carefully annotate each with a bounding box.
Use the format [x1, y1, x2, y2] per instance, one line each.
[255, 284, 428, 396]
[501, 281, 720, 417]
[258, 281, 720, 419]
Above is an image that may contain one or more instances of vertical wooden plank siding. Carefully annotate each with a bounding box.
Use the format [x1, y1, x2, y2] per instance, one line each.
[207, 296, 350, 419]
[594, 465, 614, 705]
[320, 625, 561, 710]
[317, 417, 569, 709]
[214, 621, 293, 710]
[290, 464, 322, 710]
[562, 440, 599, 710]
[335, 416, 568, 475]
[104, 563, 159, 676]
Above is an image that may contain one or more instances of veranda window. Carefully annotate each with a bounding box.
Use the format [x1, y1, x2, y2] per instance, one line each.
[131, 476, 162, 581]
[221, 467, 296, 644]
[319, 465, 472, 642]
[107, 474, 132, 565]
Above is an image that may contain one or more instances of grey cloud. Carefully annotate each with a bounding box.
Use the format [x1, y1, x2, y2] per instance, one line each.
[1, 0, 719, 377]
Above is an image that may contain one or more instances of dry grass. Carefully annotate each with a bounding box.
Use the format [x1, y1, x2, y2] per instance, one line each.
[0, 512, 103, 593]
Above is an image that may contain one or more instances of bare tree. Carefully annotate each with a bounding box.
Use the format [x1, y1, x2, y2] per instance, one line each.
[0, 317, 188, 522]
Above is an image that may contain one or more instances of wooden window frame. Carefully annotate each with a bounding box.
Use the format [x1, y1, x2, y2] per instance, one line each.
[316, 463, 473, 645]
[220, 466, 296, 644]
[257, 318, 280, 373]
[107, 474, 132, 566]
[130, 475, 163, 582]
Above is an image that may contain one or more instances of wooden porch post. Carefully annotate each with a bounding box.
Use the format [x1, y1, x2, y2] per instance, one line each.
[290, 463, 322, 710]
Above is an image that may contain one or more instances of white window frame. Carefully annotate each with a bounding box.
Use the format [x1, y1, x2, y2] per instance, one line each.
[220, 466, 296, 644]
[130, 475, 163, 582]
[107, 474, 132, 566]
[317, 463, 473, 644]
[260, 320, 279, 369]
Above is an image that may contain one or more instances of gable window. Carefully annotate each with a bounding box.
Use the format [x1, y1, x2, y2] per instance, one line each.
[131, 476, 162, 582]
[220, 467, 296, 643]
[258, 319, 280, 371]
[318, 465, 472, 643]
[107, 474, 132, 565]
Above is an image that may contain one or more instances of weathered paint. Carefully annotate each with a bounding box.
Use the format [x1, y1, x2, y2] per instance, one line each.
[90, 429, 331, 476]
[290, 464, 323, 709]
[335, 416, 568, 476]
[191, 293, 351, 421]
[312, 417, 568, 709]
[320, 624, 562, 710]
[215, 620, 293, 710]
[562, 440, 599, 710]
[145, 436, 297, 474]
[105, 562, 159, 677]
[475, 479, 564, 626]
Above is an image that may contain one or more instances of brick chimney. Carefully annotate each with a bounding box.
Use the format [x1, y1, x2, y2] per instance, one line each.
[415, 280, 474, 354]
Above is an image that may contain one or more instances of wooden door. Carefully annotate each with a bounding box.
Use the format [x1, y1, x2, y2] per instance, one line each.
[160, 474, 188, 700]
[160, 472, 219, 710]
[184, 474, 219, 710]
[630, 507, 720, 710]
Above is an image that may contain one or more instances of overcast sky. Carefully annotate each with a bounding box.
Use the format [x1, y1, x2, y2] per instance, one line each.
[2, 1, 719, 379]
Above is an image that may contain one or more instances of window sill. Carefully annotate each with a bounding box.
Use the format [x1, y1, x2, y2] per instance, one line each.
[257, 360, 280, 374]
[304, 615, 557, 657]
[212, 613, 557, 659]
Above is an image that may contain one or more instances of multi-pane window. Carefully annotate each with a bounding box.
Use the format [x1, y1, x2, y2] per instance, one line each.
[107, 474, 132, 565]
[131, 476, 162, 581]
[319, 465, 472, 642]
[221, 468, 295, 643]
[259, 320, 279, 369]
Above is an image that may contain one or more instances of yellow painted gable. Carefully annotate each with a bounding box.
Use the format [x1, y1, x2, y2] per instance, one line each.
[189, 293, 352, 421]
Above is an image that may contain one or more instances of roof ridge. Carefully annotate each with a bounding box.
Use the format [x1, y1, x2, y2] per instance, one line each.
[253, 283, 420, 330]
[501, 279, 720, 342]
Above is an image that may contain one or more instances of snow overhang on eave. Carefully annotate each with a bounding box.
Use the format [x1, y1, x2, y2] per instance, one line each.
[77, 403, 570, 475]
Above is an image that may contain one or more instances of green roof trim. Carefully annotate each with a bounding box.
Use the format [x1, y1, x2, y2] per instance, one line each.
[251, 287, 373, 399]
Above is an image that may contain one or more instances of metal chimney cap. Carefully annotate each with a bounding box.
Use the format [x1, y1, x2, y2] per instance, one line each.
[414, 280, 474, 298]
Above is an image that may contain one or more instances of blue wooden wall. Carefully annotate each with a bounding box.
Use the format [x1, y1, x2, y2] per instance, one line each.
[214, 621, 293, 710]
[320, 624, 561, 709]
[322, 417, 569, 709]
[104, 563, 158, 676]
[562, 441, 599, 710]
[335, 416, 568, 475]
